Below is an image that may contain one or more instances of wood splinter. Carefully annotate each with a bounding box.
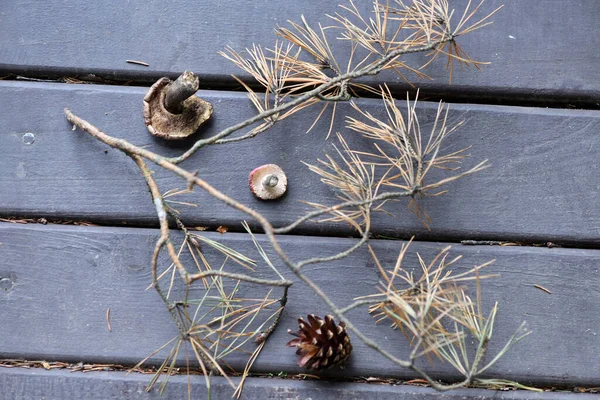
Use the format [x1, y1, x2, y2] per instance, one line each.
[126, 59, 149, 67]
[106, 308, 112, 332]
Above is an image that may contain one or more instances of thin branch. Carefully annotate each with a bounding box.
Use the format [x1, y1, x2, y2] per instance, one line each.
[274, 189, 414, 234]
[65, 104, 507, 391]
[165, 38, 453, 164]
[339, 298, 389, 314]
[296, 230, 369, 270]
[188, 270, 292, 287]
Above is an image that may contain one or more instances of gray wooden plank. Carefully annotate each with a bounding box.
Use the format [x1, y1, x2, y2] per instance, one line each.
[0, 1, 599, 104]
[0, 368, 594, 400]
[0, 222, 599, 387]
[1, 81, 599, 244]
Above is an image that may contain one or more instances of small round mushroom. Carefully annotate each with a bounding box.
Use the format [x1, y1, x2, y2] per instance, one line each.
[249, 164, 288, 200]
[143, 71, 213, 140]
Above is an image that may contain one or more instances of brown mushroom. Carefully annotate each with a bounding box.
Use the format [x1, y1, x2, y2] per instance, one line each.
[143, 71, 213, 140]
[249, 164, 288, 200]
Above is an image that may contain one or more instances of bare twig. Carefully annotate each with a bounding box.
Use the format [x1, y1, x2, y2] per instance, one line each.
[66, 108, 478, 387]
[188, 270, 292, 287]
[168, 38, 452, 164]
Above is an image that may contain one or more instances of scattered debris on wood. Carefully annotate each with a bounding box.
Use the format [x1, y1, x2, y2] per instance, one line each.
[0, 217, 96, 226]
[461, 240, 561, 248]
[63, 77, 91, 84]
[461, 240, 516, 246]
[574, 387, 600, 393]
[0, 359, 156, 374]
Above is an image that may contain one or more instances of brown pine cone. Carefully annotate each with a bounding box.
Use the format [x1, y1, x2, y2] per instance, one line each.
[286, 314, 352, 370]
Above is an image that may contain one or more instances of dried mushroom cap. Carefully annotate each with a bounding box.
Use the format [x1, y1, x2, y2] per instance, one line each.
[249, 164, 287, 200]
[143, 73, 213, 140]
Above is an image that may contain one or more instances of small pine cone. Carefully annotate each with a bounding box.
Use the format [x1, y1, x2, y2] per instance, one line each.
[286, 314, 352, 370]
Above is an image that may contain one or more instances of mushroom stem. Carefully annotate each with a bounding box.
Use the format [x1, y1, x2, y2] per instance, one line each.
[263, 175, 279, 188]
[164, 71, 200, 114]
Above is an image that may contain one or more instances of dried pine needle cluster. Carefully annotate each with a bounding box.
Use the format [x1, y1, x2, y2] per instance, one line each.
[62, 0, 531, 398]
[221, 0, 501, 137]
[132, 209, 291, 398]
[363, 240, 530, 383]
[306, 87, 488, 228]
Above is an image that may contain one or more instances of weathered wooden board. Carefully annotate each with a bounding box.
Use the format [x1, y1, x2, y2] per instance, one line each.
[0, 222, 598, 387]
[0, 1, 599, 104]
[0, 368, 594, 400]
[1, 81, 599, 244]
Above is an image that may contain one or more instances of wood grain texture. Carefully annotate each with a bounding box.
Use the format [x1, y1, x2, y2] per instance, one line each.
[0, 368, 595, 400]
[0, 222, 598, 387]
[1, 81, 599, 244]
[0, 1, 599, 104]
